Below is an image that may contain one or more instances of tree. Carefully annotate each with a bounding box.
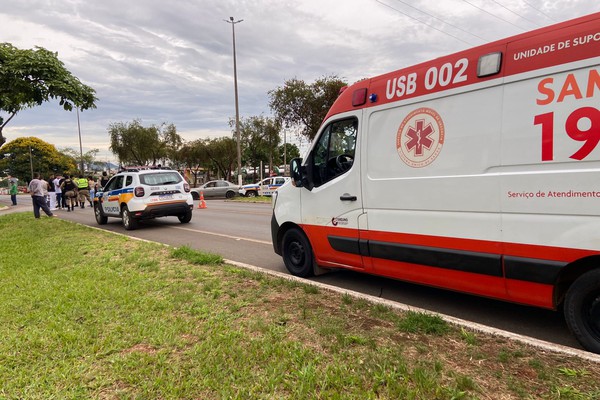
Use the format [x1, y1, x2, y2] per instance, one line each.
[178, 140, 212, 186]
[276, 143, 300, 166]
[235, 116, 282, 177]
[59, 147, 99, 172]
[268, 75, 346, 141]
[108, 120, 182, 166]
[202, 137, 237, 181]
[0, 43, 97, 146]
[0, 137, 77, 180]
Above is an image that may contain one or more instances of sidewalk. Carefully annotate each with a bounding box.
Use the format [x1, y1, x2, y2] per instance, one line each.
[0, 194, 35, 215]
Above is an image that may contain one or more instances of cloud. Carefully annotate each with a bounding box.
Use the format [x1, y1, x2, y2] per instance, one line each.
[1, 0, 599, 162]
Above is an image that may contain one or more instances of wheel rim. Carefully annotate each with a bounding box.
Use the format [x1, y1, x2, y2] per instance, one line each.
[584, 291, 600, 338]
[288, 240, 305, 267]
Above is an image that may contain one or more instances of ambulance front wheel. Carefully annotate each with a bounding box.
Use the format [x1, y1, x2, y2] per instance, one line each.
[564, 269, 600, 353]
[282, 228, 314, 278]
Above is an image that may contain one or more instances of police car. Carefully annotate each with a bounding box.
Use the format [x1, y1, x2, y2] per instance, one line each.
[239, 176, 290, 197]
[93, 167, 194, 230]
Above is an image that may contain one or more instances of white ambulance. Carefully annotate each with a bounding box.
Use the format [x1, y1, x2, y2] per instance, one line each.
[271, 13, 600, 353]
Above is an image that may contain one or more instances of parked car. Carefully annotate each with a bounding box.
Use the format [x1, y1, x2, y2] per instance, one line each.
[239, 176, 291, 197]
[191, 180, 239, 199]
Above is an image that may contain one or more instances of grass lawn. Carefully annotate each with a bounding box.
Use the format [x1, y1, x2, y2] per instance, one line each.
[0, 212, 599, 399]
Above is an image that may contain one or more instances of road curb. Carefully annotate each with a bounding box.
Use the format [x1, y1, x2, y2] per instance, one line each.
[227, 259, 600, 364]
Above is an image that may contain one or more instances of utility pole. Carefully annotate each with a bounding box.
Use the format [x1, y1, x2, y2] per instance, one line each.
[225, 16, 243, 186]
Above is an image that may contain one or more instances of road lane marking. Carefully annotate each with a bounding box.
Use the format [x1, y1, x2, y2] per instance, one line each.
[169, 225, 272, 245]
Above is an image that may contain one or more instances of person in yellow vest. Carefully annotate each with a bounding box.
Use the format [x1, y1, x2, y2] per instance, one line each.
[76, 174, 92, 208]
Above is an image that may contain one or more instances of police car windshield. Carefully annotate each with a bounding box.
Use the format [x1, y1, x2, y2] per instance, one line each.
[140, 172, 182, 186]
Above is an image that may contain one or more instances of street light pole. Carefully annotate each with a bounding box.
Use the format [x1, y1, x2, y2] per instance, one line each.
[77, 107, 84, 175]
[29, 146, 34, 180]
[225, 16, 243, 186]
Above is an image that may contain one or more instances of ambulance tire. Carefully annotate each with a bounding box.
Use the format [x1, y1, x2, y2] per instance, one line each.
[282, 228, 314, 278]
[121, 206, 138, 231]
[564, 269, 600, 353]
[94, 204, 108, 225]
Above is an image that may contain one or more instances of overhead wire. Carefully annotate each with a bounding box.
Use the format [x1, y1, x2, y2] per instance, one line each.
[375, 0, 478, 46]
[459, 0, 530, 31]
[521, 0, 558, 23]
[392, 0, 489, 42]
[488, 0, 543, 27]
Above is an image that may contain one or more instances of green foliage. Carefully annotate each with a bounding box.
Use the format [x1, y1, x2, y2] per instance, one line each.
[108, 119, 181, 166]
[0, 43, 97, 146]
[398, 311, 450, 335]
[59, 147, 100, 172]
[268, 75, 347, 141]
[277, 142, 300, 165]
[170, 245, 223, 265]
[184, 137, 237, 181]
[1, 213, 599, 399]
[0, 136, 77, 179]
[235, 115, 281, 175]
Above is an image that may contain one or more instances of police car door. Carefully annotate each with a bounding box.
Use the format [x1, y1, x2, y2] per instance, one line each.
[301, 114, 364, 270]
[259, 177, 274, 196]
[101, 175, 125, 216]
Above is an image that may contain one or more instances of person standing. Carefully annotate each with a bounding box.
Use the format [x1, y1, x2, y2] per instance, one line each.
[53, 175, 63, 210]
[76, 174, 91, 208]
[8, 175, 18, 206]
[88, 176, 97, 205]
[28, 172, 55, 218]
[46, 174, 56, 210]
[100, 171, 109, 188]
[60, 175, 78, 211]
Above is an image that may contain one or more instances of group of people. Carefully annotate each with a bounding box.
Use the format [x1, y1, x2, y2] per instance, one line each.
[7, 171, 111, 219]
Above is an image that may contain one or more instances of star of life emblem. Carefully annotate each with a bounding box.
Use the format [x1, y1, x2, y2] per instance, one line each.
[396, 107, 445, 168]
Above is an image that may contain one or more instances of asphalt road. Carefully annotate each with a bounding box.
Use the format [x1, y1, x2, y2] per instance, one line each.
[1, 195, 584, 352]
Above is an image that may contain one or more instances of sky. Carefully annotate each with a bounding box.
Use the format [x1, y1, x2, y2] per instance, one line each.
[1, 0, 599, 164]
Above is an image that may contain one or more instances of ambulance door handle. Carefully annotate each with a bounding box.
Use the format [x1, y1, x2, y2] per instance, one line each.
[340, 193, 357, 201]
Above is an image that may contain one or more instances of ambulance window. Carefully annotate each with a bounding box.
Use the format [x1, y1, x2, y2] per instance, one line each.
[310, 117, 358, 187]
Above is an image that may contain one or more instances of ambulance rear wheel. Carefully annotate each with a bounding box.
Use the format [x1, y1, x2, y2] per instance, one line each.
[564, 269, 600, 353]
[121, 206, 138, 231]
[282, 228, 314, 278]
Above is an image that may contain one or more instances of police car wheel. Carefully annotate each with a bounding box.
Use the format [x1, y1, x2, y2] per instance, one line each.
[246, 191, 257, 198]
[94, 204, 108, 225]
[178, 210, 192, 224]
[564, 268, 600, 353]
[282, 228, 314, 278]
[121, 206, 138, 230]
